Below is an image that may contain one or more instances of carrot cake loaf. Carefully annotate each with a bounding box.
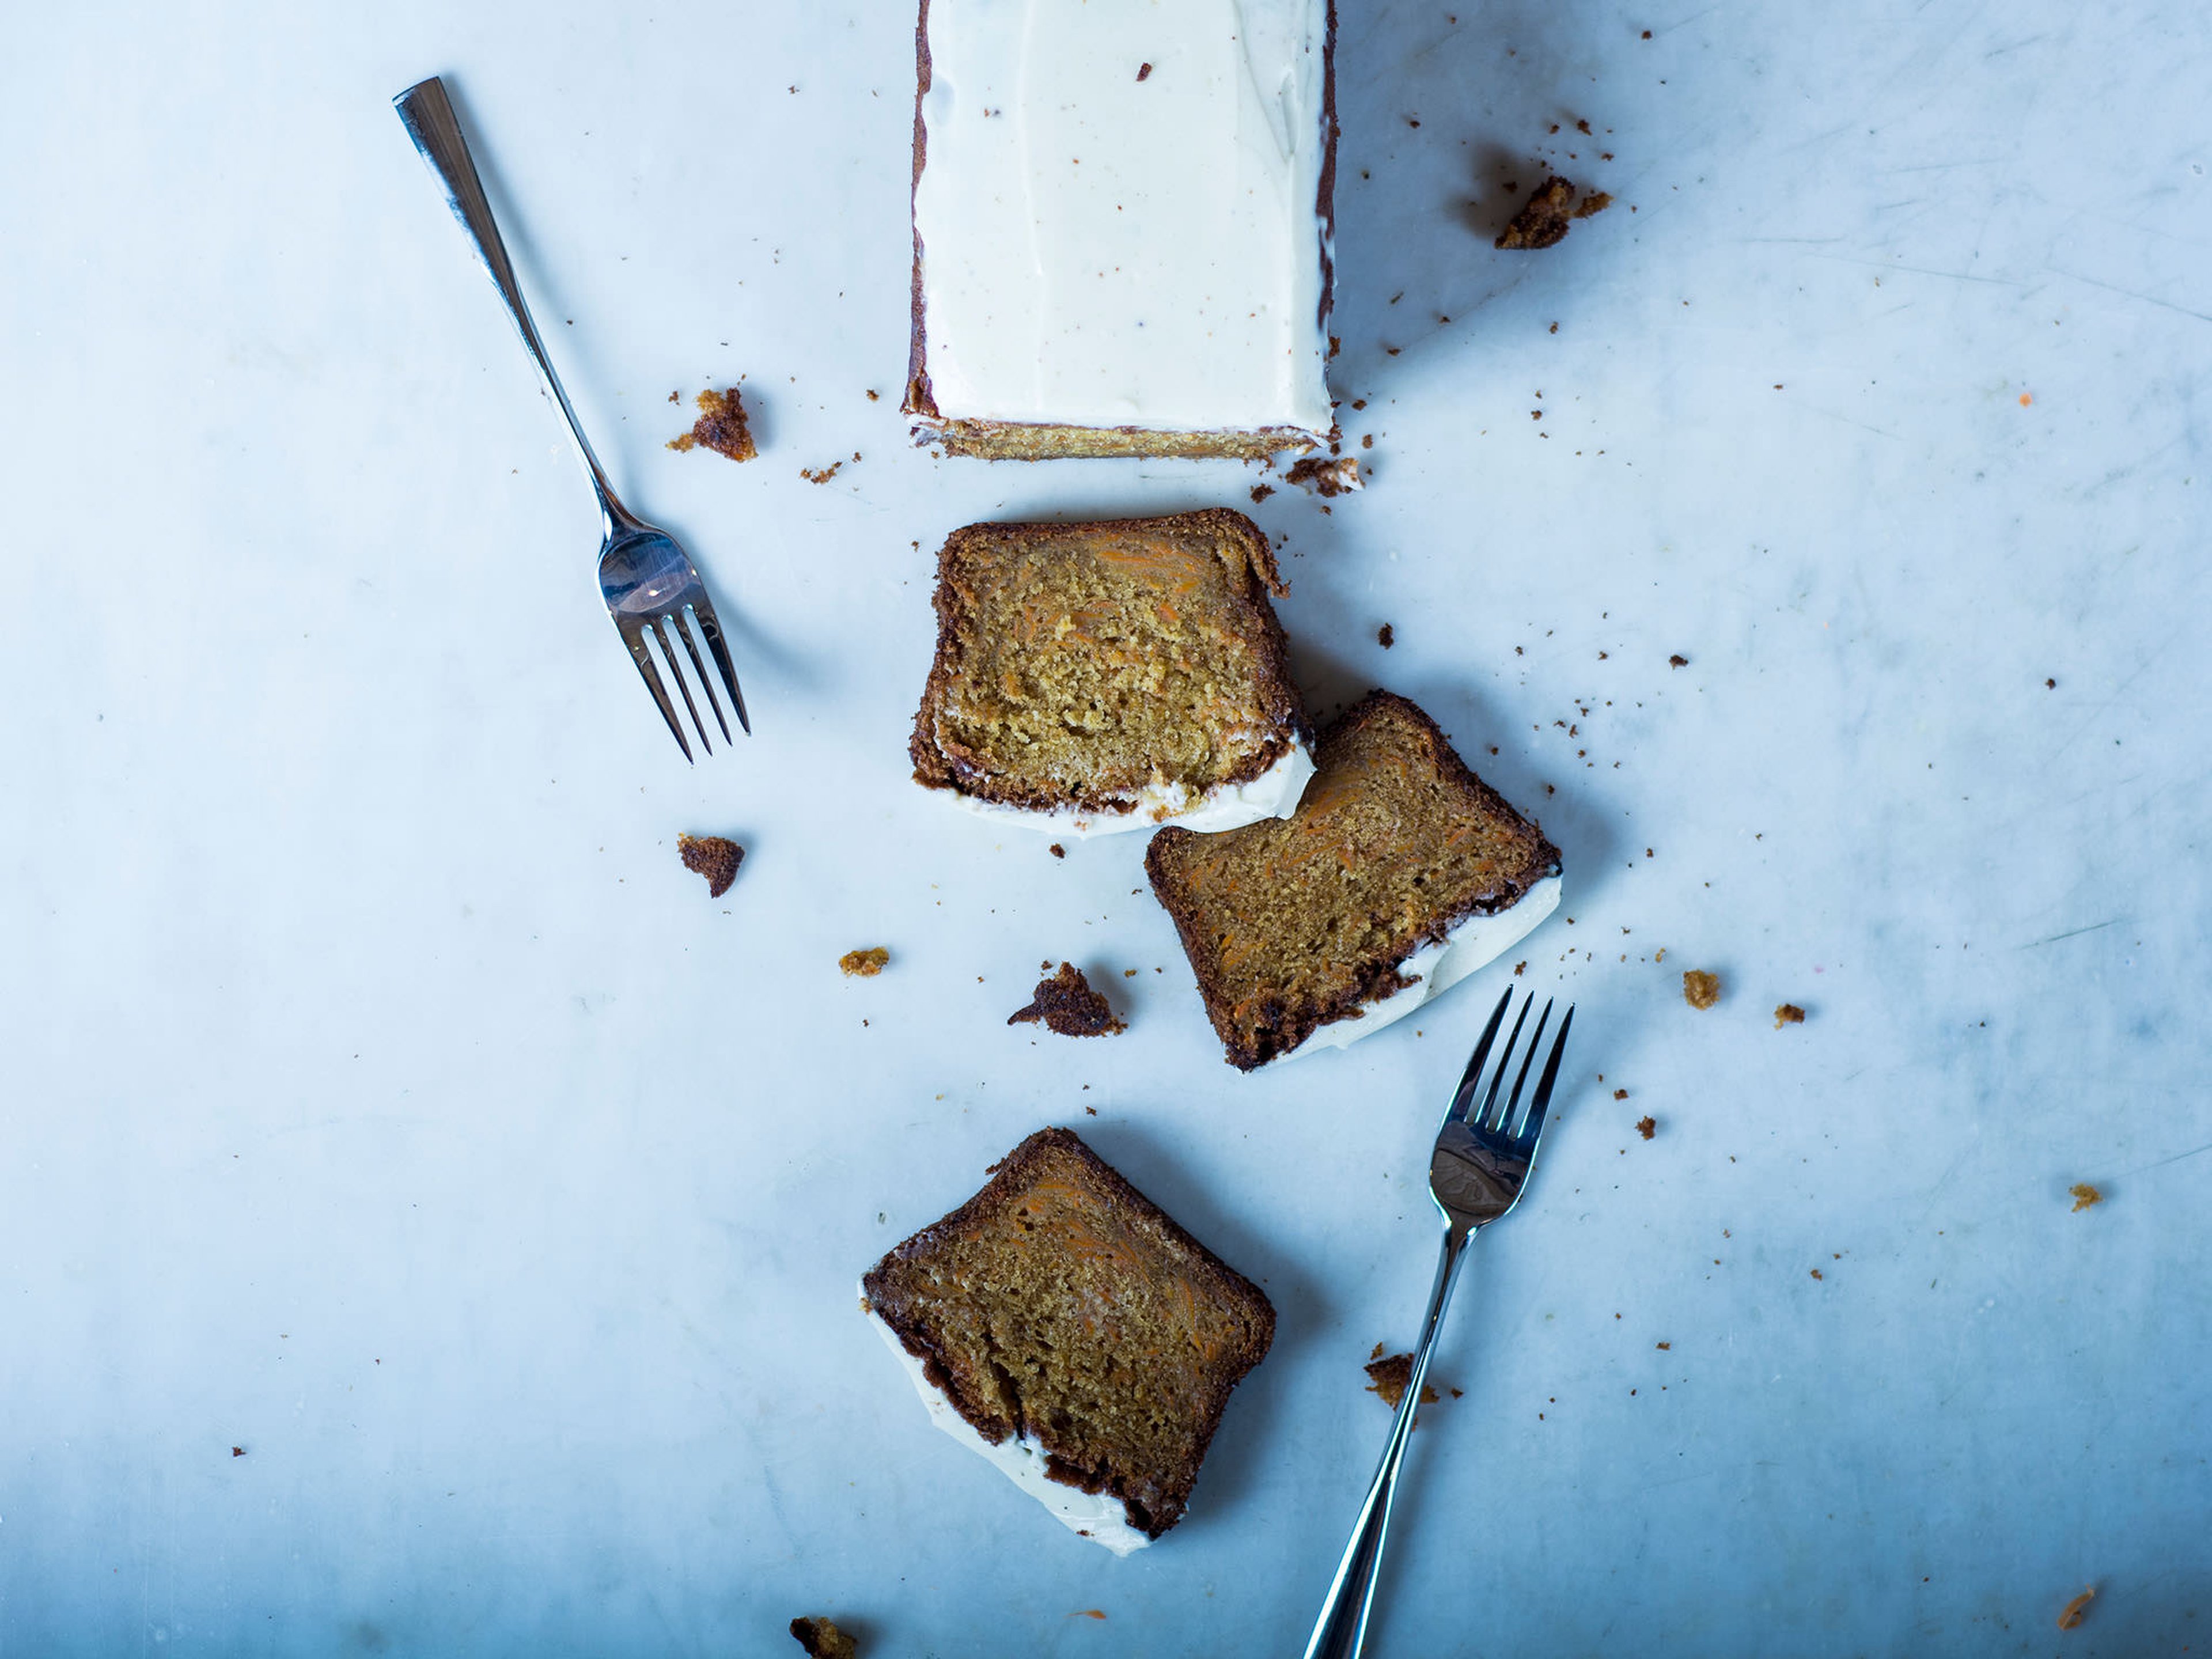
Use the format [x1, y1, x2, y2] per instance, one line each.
[910, 510, 1315, 836]
[903, 0, 1338, 459]
[861, 1127, 1275, 1553]
[1146, 692, 1562, 1068]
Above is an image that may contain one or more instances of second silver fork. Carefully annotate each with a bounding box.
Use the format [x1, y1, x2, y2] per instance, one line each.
[1303, 988, 1575, 1659]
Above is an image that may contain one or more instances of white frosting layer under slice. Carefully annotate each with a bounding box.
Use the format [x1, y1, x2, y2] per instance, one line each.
[1274, 873, 1565, 1063]
[866, 1302, 1153, 1555]
[915, 0, 1332, 438]
[940, 738, 1316, 839]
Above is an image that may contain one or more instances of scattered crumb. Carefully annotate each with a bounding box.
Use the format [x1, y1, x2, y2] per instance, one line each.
[2056, 1587, 2095, 1631]
[666, 387, 757, 463]
[678, 834, 745, 898]
[1377, 623, 1395, 649]
[1655, 948, 1666, 963]
[231, 1446, 245, 1457]
[2020, 392, 2034, 407]
[2070, 1183, 2103, 1213]
[1642, 28, 1653, 37]
[2046, 677, 2056, 689]
[1513, 960, 1527, 975]
[1683, 970, 1721, 1009]
[865, 389, 880, 402]
[1809, 1268, 1824, 1281]
[1656, 1341, 1671, 1350]
[839, 947, 889, 978]
[1285, 454, 1362, 496]
[1249, 483, 1275, 503]
[1495, 176, 1580, 249]
[1364, 1353, 1441, 1410]
[1613, 1088, 1629, 1100]
[1008, 961, 1126, 1036]
[790, 1616, 859, 1658]
[1668, 653, 1688, 668]
[801, 460, 845, 484]
[1136, 61, 1153, 81]
[667, 391, 679, 403]
[1049, 843, 1066, 859]
[1636, 1116, 1656, 1141]
[1575, 118, 1592, 135]
[1774, 1002, 1806, 1029]
[1085, 1104, 1097, 1115]
[1572, 190, 1613, 219]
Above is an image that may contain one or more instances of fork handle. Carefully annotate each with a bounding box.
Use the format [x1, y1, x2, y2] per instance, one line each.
[1302, 1228, 1471, 1659]
[393, 75, 630, 535]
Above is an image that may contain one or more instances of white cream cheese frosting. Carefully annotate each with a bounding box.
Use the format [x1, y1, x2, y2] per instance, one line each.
[1274, 873, 1565, 1063]
[914, 0, 1333, 438]
[866, 1301, 1153, 1555]
[939, 737, 1316, 839]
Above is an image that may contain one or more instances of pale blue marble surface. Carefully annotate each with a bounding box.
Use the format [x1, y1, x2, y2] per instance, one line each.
[1, 1, 2207, 1654]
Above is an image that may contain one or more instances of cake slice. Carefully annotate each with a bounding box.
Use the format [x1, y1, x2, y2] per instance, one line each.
[903, 0, 1337, 459]
[910, 510, 1315, 836]
[1146, 692, 1563, 1069]
[861, 1127, 1275, 1554]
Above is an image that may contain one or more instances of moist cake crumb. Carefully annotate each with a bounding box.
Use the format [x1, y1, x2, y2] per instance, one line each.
[1009, 962, 1126, 1036]
[1285, 454, 1361, 495]
[677, 834, 745, 898]
[2069, 1183, 2103, 1212]
[1495, 176, 1579, 249]
[666, 387, 757, 462]
[1774, 1002, 1805, 1028]
[2056, 1587, 2095, 1630]
[790, 1616, 859, 1657]
[1683, 969, 1720, 1009]
[1363, 1352, 1440, 1410]
[840, 948, 890, 978]
[1249, 483, 1275, 503]
[1377, 623, 1395, 649]
[1636, 1116, 1657, 1140]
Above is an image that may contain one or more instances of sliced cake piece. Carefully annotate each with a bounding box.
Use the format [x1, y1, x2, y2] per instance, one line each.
[903, 0, 1336, 459]
[1146, 692, 1562, 1069]
[910, 510, 1315, 836]
[861, 1127, 1275, 1554]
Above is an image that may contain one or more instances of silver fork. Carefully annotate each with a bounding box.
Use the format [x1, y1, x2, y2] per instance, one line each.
[1303, 988, 1575, 1659]
[393, 75, 749, 760]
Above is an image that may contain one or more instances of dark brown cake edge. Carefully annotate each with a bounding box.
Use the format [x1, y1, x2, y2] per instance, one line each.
[1145, 691, 1564, 1070]
[900, 0, 1338, 459]
[909, 509, 1313, 817]
[860, 1126, 1277, 1539]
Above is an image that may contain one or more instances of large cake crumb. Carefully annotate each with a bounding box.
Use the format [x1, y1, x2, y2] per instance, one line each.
[1774, 1002, 1805, 1028]
[1495, 176, 1579, 249]
[1363, 1352, 1440, 1410]
[677, 834, 744, 898]
[1636, 1116, 1657, 1141]
[666, 387, 756, 462]
[1683, 969, 1721, 1009]
[840, 947, 889, 978]
[1284, 454, 1361, 496]
[1008, 962, 1126, 1036]
[790, 1616, 859, 1657]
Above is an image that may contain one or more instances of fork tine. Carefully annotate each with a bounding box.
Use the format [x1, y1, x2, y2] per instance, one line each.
[1492, 999, 1554, 1133]
[672, 608, 730, 744]
[1476, 995, 1535, 1126]
[622, 619, 693, 763]
[692, 600, 751, 735]
[1445, 990, 1516, 1123]
[651, 616, 713, 755]
[1516, 1006, 1575, 1149]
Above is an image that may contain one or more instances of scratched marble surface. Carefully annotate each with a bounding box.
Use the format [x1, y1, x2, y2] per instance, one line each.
[2, 1, 2207, 1654]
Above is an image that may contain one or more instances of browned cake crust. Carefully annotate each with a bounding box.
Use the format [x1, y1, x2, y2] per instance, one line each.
[862, 1127, 1275, 1540]
[903, 0, 1339, 460]
[909, 509, 1310, 820]
[1146, 692, 1562, 1069]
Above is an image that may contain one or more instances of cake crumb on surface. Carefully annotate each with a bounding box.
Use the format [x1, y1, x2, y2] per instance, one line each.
[1049, 843, 1066, 859]
[1377, 623, 1395, 649]
[1285, 454, 1361, 496]
[789, 1616, 858, 1657]
[1810, 1268, 1824, 1280]
[801, 460, 844, 484]
[1636, 1116, 1656, 1140]
[1613, 1088, 1629, 1100]
[1364, 1353, 1441, 1410]
[677, 834, 744, 898]
[839, 947, 889, 978]
[1573, 190, 1613, 218]
[1683, 969, 1720, 1009]
[666, 387, 757, 463]
[1495, 176, 1580, 249]
[1136, 61, 1152, 80]
[1249, 483, 1275, 503]
[1774, 1002, 1805, 1028]
[231, 1445, 245, 1457]
[1668, 653, 1688, 668]
[1009, 961, 1126, 1036]
[2057, 1588, 2094, 1630]
[2070, 1183, 2103, 1212]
